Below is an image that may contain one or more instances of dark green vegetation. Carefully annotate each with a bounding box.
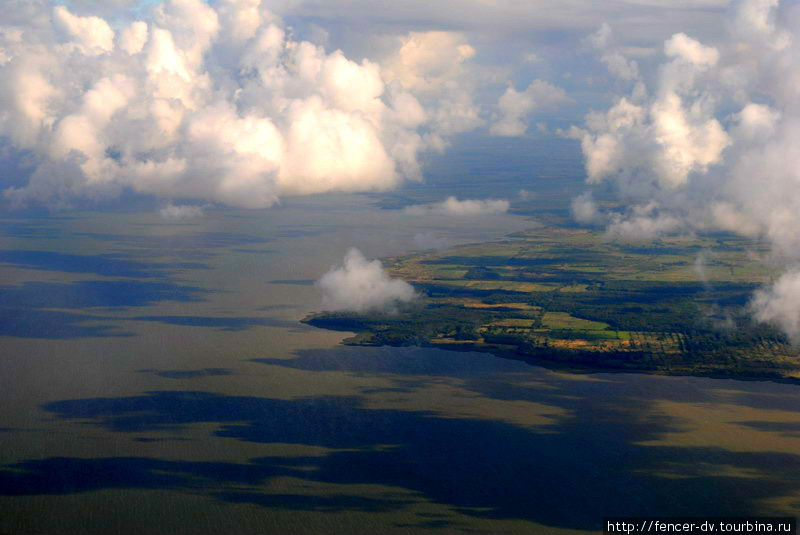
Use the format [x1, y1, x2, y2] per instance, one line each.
[305, 227, 800, 382]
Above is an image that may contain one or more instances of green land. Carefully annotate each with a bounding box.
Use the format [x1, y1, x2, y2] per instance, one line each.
[304, 226, 800, 382]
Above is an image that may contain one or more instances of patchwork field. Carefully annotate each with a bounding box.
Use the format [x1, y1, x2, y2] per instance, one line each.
[305, 227, 800, 382]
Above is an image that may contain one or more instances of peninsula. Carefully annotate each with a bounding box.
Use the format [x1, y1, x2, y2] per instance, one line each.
[305, 226, 800, 382]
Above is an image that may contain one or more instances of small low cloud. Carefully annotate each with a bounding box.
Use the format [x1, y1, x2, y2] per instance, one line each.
[317, 248, 416, 312]
[159, 203, 205, 220]
[518, 189, 535, 201]
[602, 202, 684, 241]
[570, 192, 604, 225]
[693, 250, 715, 289]
[490, 79, 571, 137]
[750, 270, 800, 344]
[702, 304, 736, 331]
[404, 196, 509, 216]
[413, 232, 450, 250]
[605, 212, 683, 242]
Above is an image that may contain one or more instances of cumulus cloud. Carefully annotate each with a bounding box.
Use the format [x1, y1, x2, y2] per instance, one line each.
[0, 0, 485, 208]
[570, 0, 800, 338]
[412, 232, 450, 250]
[404, 196, 510, 216]
[570, 192, 604, 225]
[490, 80, 570, 137]
[317, 248, 417, 312]
[380, 30, 484, 155]
[605, 211, 684, 242]
[53, 5, 115, 55]
[586, 23, 641, 82]
[159, 202, 204, 220]
[751, 271, 800, 344]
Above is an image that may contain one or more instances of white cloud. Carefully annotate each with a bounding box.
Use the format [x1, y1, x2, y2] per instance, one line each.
[663, 32, 719, 67]
[569, 39, 729, 191]
[317, 248, 417, 312]
[404, 196, 510, 216]
[571, 0, 800, 339]
[53, 5, 115, 55]
[381, 31, 475, 93]
[0, 0, 747, 212]
[0, 1, 485, 208]
[570, 192, 604, 225]
[412, 232, 450, 250]
[518, 189, 534, 201]
[751, 271, 800, 344]
[490, 79, 570, 137]
[159, 202, 205, 220]
[605, 211, 684, 242]
[119, 21, 149, 55]
[381, 31, 483, 145]
[586, 23, 641, 82]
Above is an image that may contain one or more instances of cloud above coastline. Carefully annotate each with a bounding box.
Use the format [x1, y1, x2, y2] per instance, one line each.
[317, 248, 416, 312]
[751, 270, 800, 344]
[404, 197, 510, 216]
[159, 202, 204, 220]
[4, 0, 800, 339]
[567, 0, 800, 340]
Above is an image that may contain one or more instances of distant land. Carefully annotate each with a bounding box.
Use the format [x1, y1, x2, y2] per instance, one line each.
[304, 226, 800, 383]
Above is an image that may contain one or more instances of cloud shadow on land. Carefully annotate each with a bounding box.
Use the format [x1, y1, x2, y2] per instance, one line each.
[31, 387, 800, 530]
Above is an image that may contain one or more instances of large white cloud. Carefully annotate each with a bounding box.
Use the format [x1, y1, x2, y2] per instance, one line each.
[317, 248, 417, 312]
[0, 0, 487, 208]
[568, 30, 729, 191]
[570, 0, 800, 339]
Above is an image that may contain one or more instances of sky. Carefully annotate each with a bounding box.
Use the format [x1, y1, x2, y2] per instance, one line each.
[2, 0, 800, 337]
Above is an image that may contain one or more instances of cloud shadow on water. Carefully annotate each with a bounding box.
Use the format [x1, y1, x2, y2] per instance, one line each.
[0, 280, 210, 338]
[0, 308, 132, 338]
[0, 456, 412, 514]
[137, 368, 235, 380]
[29, 387, 800, 530]
[0, 220, 63, 240]
[130, 316, 308, 332]
[74, 232, 271, 260]
[252, 345, 529, 377]
[0, 281, 208, 309]
[0, 250, 208, 278]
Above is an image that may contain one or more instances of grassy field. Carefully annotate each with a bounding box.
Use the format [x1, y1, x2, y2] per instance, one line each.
[305, 226, 800, 382]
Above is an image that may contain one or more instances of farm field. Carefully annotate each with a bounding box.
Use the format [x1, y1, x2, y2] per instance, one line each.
[305, 226, 800, 382]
